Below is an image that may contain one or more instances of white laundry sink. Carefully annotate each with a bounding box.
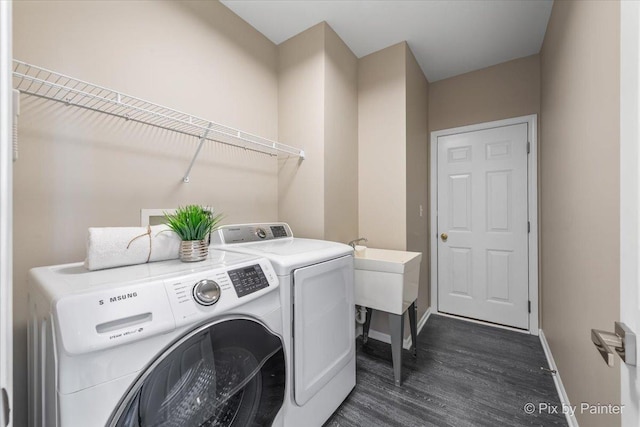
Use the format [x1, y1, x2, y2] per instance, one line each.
[353, 247, 422, 315]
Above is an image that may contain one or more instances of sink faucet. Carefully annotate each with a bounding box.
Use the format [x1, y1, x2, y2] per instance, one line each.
[348, 237, 368, 249]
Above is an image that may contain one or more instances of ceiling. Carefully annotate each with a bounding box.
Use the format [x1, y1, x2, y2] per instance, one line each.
[221, 0, 553, 82]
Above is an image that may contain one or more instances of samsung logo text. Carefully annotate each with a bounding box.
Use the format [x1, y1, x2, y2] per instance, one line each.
[98, 292, 138, 305]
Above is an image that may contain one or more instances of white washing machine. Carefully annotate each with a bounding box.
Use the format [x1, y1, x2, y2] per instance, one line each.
[28, 250, 287, 427]
[211, 223, 355, 427]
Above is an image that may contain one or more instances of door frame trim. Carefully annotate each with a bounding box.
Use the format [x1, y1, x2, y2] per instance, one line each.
[0, 1, 12, 425]
[619, 1, 639, 424]
[429, 114, 539, 335]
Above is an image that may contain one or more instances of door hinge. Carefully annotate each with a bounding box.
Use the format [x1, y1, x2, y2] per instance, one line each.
[528, 301, 531, 313]
[527, 221, 530, 233]
[527, 141, 531, 154]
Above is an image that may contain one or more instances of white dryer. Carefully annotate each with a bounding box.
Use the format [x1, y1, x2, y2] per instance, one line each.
[211, 223, 355, 427]
[28, 250, 286, 427]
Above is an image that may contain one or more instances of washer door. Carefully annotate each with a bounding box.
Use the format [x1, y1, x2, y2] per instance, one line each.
[110, 319, 285, 427]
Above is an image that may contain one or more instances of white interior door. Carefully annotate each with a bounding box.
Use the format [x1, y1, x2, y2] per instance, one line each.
[0, 1, 13, 426]
[620, 2, 640, 425]
[437, 123, 529, 329]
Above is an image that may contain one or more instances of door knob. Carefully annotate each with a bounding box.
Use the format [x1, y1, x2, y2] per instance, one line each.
[440, 233, 448, 242]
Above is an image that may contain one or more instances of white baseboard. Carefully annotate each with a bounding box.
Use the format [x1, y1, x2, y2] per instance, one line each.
[361, 307, 432, 350]
[539, 329, 579, 427]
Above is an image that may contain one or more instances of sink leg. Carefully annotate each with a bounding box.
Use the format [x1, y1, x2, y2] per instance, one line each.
[409, 302, 417, 358]
[389, 313, 404, 386]
[362, 307, 372, 345]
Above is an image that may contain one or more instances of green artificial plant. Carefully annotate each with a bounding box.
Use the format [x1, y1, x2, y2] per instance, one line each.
[164, 205, 223, 241]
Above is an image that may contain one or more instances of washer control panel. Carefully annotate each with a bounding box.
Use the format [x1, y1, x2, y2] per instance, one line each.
[164, 258, 278, 328]
[49, 257, 279, 354]
[228, 264, 269, 297]
[211, 223, 293, 244]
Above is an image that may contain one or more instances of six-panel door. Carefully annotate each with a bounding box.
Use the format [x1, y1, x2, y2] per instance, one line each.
[437, 123, 529, 329]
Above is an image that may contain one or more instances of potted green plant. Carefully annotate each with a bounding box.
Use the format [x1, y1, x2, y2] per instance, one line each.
[164, 205, 223, 262]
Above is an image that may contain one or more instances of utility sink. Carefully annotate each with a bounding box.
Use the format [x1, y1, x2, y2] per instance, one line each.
[354, 246, 423, 386]
[353, 247, 422, 315]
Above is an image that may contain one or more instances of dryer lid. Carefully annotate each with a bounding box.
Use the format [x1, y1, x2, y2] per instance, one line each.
[214, 238, 352, 275]
[211, 224, 353, 275]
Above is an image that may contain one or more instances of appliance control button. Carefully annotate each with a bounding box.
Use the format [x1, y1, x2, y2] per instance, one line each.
[256, 228, 267, 239]
[193, 279, 221, 306]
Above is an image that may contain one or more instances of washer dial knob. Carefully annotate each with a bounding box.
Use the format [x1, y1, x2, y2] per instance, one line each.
[193, 279, 221, 306]
[256, 228, 267, 239]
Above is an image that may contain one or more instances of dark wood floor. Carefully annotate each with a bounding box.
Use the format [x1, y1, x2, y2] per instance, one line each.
[325, 314, 566, 427]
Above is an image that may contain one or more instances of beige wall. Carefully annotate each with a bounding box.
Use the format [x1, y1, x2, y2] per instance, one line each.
[278, 23, 326, 239]
[358, 42, 429, 336]
[540, 1, 621, 426]
[429, 54, 540, 132]
[324, 25, 359, 243]
[405, 48, 430, 314]
[13, 1, 279, 425]
[278, 22, 359, 242]
[358, 43, 407, 250]
[358, 43, 407, 335]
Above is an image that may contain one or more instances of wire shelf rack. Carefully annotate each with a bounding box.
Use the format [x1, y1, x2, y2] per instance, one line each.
[12, 60, 305, 182]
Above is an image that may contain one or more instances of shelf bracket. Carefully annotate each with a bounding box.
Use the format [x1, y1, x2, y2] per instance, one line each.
[183, 122, 213, 183]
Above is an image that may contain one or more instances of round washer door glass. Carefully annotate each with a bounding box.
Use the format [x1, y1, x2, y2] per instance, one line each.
[111, 319, 285, 427]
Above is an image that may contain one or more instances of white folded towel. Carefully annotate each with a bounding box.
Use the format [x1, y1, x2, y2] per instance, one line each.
[84, 224, 181, 271]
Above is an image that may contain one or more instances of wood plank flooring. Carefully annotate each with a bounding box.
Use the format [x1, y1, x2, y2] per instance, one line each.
[324, 314, 566, 427]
